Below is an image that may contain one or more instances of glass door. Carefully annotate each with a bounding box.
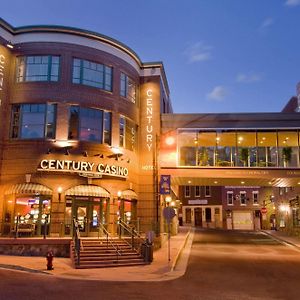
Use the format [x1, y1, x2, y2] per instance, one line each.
[75, 205, 88, 236]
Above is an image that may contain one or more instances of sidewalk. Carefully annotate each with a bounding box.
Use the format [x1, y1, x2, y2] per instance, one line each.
[0, 227, 194, 282]
[262, 230, 300, 250]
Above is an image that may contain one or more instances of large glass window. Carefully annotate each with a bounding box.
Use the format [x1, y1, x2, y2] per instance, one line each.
[68, 106, 111, 144]
[119, 116, 138, 151]
[278, 131, 298, 167]
[257, 132, 277, 167]
[120, 73, 137, 104]
[16, 56, 60, 82]
[11, 104, 56, 139]
[72, 58, 112, 91]
[178, 129, 300, 168]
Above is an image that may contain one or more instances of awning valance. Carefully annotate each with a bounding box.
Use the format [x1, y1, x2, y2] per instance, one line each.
[5, 183, 53, 195]
[121, 189, 138, 200]
[65, 185, 110, 197]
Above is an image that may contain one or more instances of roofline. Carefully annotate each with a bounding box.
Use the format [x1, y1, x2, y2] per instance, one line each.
[0, 17, 170, 97]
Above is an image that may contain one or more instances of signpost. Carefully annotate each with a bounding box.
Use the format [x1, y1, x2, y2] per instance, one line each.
[163, 206, 176, 262]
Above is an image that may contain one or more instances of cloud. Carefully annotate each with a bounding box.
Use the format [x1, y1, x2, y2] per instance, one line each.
[207, 86, 227, 101]
[236, 73, 262, 83]
[285, 0, 300, 6]
[184, 42, 213, 63]
[259, 18, 274, 30]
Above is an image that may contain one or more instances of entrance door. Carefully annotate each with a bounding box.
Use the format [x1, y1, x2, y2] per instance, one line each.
[194, 208, 202, 226]
[75, 205, 88, 236]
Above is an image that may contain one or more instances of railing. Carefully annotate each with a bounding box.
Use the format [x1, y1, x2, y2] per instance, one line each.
[118, 218, 145, 253]
[73, 218, 82, 266]
[98, 222, 122, 262]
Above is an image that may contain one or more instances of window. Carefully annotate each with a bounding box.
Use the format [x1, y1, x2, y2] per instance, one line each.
[185, 186, 191, 198]
[120, 73, 136, 103]
[195, 186, 201, 197]
[240, 192, 246, 206]
[205, 186, 211, 197]
[72, 58, 112, 91]
[253, 192, 259, 205]
[11, 104, 56, 139]
[16, 56, 60, 82]
[68, 106, 111, 144]
[227, 192, 233, 206]
[119, 116, 138, 151]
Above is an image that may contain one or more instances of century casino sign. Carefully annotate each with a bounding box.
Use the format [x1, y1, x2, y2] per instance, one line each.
[38, 159, 129, 179]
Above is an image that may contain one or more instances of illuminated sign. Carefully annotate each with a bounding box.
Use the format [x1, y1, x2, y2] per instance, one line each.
[38, 159, 129, 178]
[146, 89, 153, 151]
[0, 54, 5, 106]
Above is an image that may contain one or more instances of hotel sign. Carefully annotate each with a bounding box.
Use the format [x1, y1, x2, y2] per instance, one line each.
[38, 159, 129, 179]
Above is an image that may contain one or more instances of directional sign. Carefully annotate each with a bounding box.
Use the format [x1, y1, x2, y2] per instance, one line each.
[163, 207, 176, 223]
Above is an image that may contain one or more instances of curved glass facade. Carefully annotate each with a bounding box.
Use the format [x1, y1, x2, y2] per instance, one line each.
[178, 129, 300, 168]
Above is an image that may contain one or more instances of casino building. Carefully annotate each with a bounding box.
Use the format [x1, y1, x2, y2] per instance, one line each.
[0, 18, 172, 237]
[1, 18, 300, 239]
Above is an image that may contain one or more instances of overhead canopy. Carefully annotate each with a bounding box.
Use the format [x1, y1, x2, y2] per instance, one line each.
[5, 183, 53, 195]
[65, 185, 110, 197]
[121, 189, 138, 200]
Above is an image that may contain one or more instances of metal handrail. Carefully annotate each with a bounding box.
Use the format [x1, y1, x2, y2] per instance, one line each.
[118, 218, 145, 252]
[98, 223, 122, 260]
[73, 218, 83, 265]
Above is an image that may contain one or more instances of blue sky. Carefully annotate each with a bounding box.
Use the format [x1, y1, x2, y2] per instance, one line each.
[1, 0, 300, 113]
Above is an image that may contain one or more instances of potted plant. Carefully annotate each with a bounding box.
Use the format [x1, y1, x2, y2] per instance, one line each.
[282, 147, 292, 167]
[240, 148, 249, 167]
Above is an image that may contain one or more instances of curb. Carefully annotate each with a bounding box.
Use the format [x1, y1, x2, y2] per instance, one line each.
[261, 230, 300, 250]
[171, 227, 192, 272]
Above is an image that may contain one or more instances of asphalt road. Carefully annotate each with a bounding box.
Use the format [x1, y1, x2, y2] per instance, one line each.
[1, 229, 300, 300]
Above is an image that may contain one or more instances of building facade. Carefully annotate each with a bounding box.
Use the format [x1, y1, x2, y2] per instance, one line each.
[0, 18, 172, 237]
[1, 18, 300, 239]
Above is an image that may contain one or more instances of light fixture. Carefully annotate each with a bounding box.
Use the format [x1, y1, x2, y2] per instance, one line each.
[100, 154, 104, 158]
[82, 151, 88, 157]
[165, 196, 172, 203]
[6, 41, 14, 49]
[165, 136, 175, 146]
[46, 148, 52, 154]
[117, 191, 122, 198]
[127, 159, 130, 163]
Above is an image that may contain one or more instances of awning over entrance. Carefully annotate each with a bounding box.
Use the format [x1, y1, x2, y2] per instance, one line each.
[5, 183, 53, 195]
[65, 185, 110, 197]
[121, 189, 138, 200]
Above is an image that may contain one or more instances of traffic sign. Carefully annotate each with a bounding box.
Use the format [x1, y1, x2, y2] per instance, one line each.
[261, 207, 267, 214]
[163, 207, 176, 223]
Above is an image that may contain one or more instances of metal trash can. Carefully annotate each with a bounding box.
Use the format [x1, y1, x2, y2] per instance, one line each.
[141, 242, 153, 263]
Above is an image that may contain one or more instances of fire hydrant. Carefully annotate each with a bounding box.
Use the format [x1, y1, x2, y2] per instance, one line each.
[46, 250, 54, 270]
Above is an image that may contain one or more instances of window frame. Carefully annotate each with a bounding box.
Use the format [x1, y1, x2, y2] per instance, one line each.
[16, 55, 60, 83]
[205, 186, 211, 197]
[68, 106, 111, 145]
[195, 186, 201, 197]
[252, 191, 259, 205]
[10, 103, 57, 140]
[72, 58, 113, 92]
[120, 72, 137, 104]
[227, 192, 234, 206]
[240, 191, 247, 206]
[185, 186, 191, 198]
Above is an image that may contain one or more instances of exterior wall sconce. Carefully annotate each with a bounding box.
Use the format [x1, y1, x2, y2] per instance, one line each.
[46, 148, 52, 154]
[6, 41, 14, 49]
[117, 191, 122, 198]
[57, 187, 63, 202]
[165, 196, 172, 206]
[64, 147, 70, 155]
[82, 151, 88, 157]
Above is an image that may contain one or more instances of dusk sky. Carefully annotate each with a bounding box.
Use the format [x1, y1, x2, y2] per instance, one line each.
[2, 0, 300, 113]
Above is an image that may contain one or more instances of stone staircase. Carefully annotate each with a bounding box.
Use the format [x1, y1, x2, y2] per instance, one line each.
[71, 238, 147, 269]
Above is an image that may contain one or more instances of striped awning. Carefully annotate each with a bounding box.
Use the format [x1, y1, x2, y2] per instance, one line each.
[65, 185, 110, 197]
[121, 189, 138, 200]
[5, 183, 53, 195]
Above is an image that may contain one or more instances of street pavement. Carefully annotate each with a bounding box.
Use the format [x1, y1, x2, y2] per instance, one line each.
[0, 226, 194, 281]
[0, 227, 299, 282]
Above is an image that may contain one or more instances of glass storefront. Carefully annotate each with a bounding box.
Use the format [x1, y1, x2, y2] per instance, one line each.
[3, 194, 51, 236]
[178, 129, 300, 168]
[64, 196, 109, 237]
